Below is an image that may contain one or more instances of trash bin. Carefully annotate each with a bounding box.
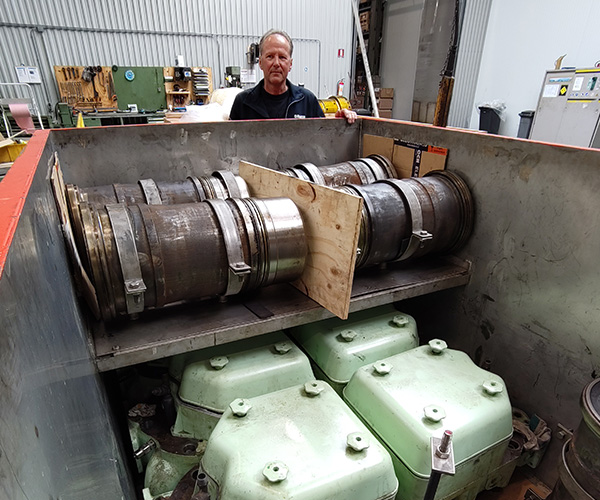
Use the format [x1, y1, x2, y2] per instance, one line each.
[479, 106, 501, 134]
[517, 110, 535, 139]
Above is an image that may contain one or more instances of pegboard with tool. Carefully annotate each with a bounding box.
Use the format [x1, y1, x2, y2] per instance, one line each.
[54, 65, 118, 111]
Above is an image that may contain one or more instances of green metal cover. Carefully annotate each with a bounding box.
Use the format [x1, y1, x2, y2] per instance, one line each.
[289, 305, 418, 385]
[201, 381, 398, 500]
[343, 340, 513, 478]
[112, 66, 167, 111]
[174, 331, 314, 412]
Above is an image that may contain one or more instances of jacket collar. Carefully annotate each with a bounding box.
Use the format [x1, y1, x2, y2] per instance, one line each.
[244, 79, 305, 118]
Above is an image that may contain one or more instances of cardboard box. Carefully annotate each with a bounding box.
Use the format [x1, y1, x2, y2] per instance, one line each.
[380, 88, 394, 98]
[379, 110, 392, 119]
[378, 98, 393, 110]
[361, 134, 448, 178]
[360, 11, 370, 32]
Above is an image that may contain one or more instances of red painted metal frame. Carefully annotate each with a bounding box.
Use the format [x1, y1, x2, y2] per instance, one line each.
[0, 130, 49, 278]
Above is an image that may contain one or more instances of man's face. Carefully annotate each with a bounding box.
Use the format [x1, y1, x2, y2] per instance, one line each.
[259, 34, 293, 88]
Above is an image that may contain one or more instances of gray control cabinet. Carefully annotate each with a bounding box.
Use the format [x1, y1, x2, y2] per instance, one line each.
[530, 68, 600, 148]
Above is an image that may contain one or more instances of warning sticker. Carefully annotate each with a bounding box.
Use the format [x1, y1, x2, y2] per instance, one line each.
[559, 85, 568, 96]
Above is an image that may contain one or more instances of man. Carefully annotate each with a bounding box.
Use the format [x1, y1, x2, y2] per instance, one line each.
[230, 29, 357, 123]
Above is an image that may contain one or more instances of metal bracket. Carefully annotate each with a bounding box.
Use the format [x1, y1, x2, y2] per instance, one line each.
[138, 179, 163, 205]
[383, 179, 433, 260]
[105, 204, 146, 315]
[205, 199, 251, 296]
[431, 433, 456, 475]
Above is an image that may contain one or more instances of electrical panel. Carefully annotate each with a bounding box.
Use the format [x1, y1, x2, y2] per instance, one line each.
[530, 68, 600, 148]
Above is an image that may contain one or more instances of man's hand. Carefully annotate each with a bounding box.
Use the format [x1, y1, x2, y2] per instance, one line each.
[335, 108, 358, 124]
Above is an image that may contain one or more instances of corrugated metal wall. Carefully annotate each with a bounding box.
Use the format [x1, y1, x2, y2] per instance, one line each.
[0, 0, 354, 120]
[447, 0, 493, 129]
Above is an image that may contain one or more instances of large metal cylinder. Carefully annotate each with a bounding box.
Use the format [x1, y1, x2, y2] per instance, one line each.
[76, 197, 306, 320]
[341, 170, 474, 268]
[283, 154, 396, 187]
[66, 170, 249, 207]
[70, 170, 249, 208]
[549, 378, 600, 500]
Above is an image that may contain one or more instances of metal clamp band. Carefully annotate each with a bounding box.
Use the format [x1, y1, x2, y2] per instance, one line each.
[187, 176, 207, 202]
[360, 158, 388, 181]
[212, 170, 242, 198]
[350, 160, 376, 185]
[296, 163, 326, 186]
[105, 204, 146, 314]
[382, 180, 433, 261]
[138, 179, 163, 205]
[205, 199, 251, 296]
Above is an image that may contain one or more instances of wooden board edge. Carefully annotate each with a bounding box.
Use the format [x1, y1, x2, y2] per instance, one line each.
[239, 161, 362, 319]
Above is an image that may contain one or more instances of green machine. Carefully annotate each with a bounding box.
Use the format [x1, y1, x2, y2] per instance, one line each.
[202, 381, 399, 500]
[112, 66, 167, 111]
[289, 305, 419, 394]
[343, 339, 514, 500]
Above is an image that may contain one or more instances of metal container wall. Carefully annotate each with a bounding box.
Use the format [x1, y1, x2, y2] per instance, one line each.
[5, 116, 600, 497]
[289, 304, 418, 394]
[201, 381, 399, 500]
[343, 340, 514, 500]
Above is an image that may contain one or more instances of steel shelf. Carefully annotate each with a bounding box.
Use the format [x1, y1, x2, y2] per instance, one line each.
[93, 255, 471, 372]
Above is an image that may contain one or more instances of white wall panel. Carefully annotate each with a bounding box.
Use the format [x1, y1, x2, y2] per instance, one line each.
[0, 0, 354, 120]
[447, 0, 492, 130]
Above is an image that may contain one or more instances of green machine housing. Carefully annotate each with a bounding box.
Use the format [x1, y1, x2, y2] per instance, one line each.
[201, 381, 399, 500]
[343, 339, 514, 500]
[289, 304, 419, 394]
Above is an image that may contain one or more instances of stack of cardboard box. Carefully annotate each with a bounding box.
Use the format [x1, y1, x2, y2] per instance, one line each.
[376, 88, 394, 118]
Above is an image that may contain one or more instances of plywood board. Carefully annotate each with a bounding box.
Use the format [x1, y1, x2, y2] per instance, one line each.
[239, 161, 362, 319]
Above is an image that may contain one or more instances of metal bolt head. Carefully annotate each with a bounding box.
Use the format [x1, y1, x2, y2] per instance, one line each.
[263, 461, 288, 482]
[373, 360, 392, 375]
[210, 356, 229, 370]
[304, 380, 325, 396]
[347, 432, 370, 452]
[482, 380, 504, 396]
[340, 329, 358, 342]
[274, 341, 292, 354]
[229, 398, 252, 417]
[392, 315, 409, 328]
[424, 405, 446, 422]
[429, 339, 448, 354]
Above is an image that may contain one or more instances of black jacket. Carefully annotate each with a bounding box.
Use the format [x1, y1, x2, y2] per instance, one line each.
[229, 79, 324, 120]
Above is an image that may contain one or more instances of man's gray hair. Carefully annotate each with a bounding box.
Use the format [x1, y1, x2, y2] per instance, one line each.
[259, 29, 294, 57]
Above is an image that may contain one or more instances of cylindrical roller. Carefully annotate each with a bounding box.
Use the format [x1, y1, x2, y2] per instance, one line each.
[289, 154, 396, 188]
[71, 173, 249, 209]
[549, 378, 600, 500]
[76, 197, 306, 320]
[318, 95, 351, 114]
[342, 170, 474, 269]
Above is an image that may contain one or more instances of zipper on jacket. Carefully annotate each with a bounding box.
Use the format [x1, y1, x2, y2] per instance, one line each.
[285, 94, 305, 118]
